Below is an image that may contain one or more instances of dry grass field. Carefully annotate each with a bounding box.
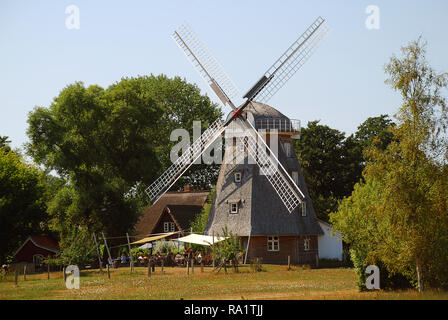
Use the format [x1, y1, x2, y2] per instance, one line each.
[1, 265, 447, 300]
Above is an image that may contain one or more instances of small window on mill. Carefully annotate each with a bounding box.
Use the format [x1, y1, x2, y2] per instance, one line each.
[230, 202, 238, 214]
[234, 172, 242, 183]
[267, 236, 279, 252]
[284, 142, 291, 157]
[301, 201, 307, 217]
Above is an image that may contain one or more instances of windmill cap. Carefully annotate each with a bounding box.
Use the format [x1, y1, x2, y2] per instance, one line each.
[225, 101, 301, 135]
[226, 101, 290, 122]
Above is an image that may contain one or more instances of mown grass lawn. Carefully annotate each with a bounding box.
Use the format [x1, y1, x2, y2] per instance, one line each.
[1, 265, 447, 300]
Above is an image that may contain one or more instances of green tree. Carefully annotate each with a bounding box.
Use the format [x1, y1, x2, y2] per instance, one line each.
[210, 227, 243, 273]
[137, 75, 223, 187]
[190, 187, 215, 233]
[342, 115, 395, 190]
[48, 226, 96, 267]
[0, 149, 47, 263]
[295, 116, 394, 221]
[0, 136, 11, 152]
[295, 121, 346, 219]
[27, 75, 222, 240]
[376, 37, 448, 291]
[331, 38, 448, 292]
[353, 115, 395, 152]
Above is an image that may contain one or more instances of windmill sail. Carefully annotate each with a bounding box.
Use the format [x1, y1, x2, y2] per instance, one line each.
[234, 117, 305, 213]
[172, 23, 242, 109]
[245, 16, 329, 103]
[146, 17, 328, 212]
[145, 118, 225, 204]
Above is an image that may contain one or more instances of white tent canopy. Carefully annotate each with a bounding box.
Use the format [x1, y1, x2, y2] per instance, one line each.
[175, 234, 227, 246]
[138, 243, 152, 249]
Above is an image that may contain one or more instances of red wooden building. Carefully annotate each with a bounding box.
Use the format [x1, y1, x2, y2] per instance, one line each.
[13, 235, 60, 272]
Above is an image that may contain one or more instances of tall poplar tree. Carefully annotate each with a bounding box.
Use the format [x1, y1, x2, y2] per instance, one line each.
[331, 38, 448, 291]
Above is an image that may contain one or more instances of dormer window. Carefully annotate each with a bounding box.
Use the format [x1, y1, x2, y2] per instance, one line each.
[234, 172, 242, 183]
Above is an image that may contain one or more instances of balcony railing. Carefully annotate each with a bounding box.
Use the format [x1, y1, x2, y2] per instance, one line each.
[255, 118, 301, 133]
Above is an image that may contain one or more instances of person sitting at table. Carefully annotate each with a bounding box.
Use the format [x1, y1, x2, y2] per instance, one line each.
[175, 253, 182, 266]
[121, 253, 127, 264]
[142, 255, 149, 266]
[167, 252, 174, 267]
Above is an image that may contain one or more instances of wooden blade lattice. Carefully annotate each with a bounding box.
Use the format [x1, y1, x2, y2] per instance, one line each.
[145, 119, 226, 205]
[248, 17, 329, 103]
[233, 119, 305, 213]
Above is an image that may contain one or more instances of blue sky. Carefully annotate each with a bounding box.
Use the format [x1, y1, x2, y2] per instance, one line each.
[1, 0, 448, 151]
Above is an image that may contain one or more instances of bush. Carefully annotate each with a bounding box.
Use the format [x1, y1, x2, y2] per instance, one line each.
[211, 227, 244, 273]
[152, 239, 179, 254]
[249, 258, 264, 272]
[350, 248, 413, 291]
[130, 247, 150, 258]
[190, 187, 215, 234]
[350, 248, 369, 291]
[47, 227, 96, 268]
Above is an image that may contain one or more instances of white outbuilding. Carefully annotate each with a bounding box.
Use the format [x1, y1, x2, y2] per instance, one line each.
[317, 219, 343, 261]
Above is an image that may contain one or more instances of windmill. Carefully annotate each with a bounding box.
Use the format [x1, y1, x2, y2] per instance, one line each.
[146, 17, 329, 219]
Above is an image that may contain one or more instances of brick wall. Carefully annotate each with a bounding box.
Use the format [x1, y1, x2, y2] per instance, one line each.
[244, 235, 318, 266]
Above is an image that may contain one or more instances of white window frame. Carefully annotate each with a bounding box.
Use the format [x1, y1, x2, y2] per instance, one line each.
[164, 222, 175, 233]
[284, 142, 291, 157]
[267, 236, 279, 252]
[234, 172, 242, 183]
[230, 202, 238, 214]
[304, 238, 311, 251]
[301, 201, 307, 217]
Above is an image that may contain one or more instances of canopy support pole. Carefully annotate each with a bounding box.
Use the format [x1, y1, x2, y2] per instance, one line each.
[102, 232, 112, 266]
[244, 234, 251, 265]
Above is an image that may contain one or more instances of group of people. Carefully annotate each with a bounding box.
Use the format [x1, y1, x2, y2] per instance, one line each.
[106, 254, 132, 268]
[133, 249, 212, 267]
[173, 249, 213, 266]
[107, 248, 213, 268]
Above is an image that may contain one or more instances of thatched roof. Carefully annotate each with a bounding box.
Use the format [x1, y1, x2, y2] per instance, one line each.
[166, 205, 204, 232]
[134, 191, 209, 238]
